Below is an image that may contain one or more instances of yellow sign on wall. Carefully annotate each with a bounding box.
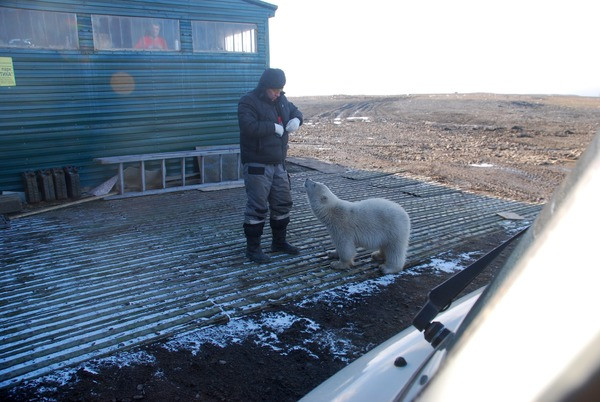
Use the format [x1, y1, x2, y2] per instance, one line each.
[0, 57, 16, 86]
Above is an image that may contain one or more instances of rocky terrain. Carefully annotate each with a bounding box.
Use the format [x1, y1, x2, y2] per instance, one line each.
[290, 93, 599, 203]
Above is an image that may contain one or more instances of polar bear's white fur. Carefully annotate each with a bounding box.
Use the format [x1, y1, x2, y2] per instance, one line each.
[304, 178, 410, 274]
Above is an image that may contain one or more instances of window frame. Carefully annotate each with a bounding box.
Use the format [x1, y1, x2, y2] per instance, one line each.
[0, 6, 79, 50]
[191, 21, 258, 53]
[91, 14, 181, 52]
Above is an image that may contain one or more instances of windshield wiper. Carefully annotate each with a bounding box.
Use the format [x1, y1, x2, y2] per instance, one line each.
[412, 226, 529, 347]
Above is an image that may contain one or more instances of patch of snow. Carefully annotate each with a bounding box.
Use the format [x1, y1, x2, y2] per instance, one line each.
[15, 350, 156, 390]
[428, 258, 463, 273]
[346, 116, 371, 122]
[500, 220, 532, 231]
[24, 368, 77, 389]
[163, 311, 359, 362]
[419, 251, 480, 274]
[89, 350, 156, 369]
[298, 274, 397, 307]
[470, 163, 494, 168]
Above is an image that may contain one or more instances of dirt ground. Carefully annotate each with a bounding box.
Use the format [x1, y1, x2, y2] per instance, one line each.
[2, 94, 599, 401]
[290, 93, 599, 204]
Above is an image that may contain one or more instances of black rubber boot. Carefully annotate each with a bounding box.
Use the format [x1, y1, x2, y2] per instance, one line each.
[270, 218, 300, 255]
[244, 223, 271, 263]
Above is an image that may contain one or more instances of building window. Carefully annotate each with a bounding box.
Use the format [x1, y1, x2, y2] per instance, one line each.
[92, 15, 180, 51]
[192, 21, 257, 53]
[0, 7, 78, 50]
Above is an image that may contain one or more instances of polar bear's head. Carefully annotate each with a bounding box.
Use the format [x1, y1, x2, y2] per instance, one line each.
[304, 178, 337, 214]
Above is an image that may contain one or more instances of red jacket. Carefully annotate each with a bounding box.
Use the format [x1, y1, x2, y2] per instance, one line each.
[134, 36, 167, 50]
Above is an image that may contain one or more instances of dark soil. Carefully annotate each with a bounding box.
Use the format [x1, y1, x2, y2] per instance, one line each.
[2, 93, 599, 401]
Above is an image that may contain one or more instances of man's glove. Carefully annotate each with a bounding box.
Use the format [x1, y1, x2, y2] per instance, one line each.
[286, 117, 300, 133]
[274, 123, 284, 137]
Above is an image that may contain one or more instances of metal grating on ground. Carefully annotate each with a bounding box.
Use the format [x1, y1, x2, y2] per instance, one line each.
[0, 166, 542, 387]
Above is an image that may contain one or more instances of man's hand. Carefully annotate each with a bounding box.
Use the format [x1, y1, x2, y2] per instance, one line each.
[286, 117, 300, 133]
[274, 123, 284, 137]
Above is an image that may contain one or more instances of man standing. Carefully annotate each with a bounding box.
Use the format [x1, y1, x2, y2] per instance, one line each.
[238, 68, 303, 263]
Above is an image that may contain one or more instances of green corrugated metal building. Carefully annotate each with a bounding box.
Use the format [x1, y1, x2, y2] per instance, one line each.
[0, 0, 277, 193]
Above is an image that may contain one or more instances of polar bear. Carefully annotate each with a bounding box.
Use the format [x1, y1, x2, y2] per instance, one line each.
[304, 178, 410, 274]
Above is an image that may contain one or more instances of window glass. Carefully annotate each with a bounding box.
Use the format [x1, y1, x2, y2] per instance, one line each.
[192, 21, 257, 53]
[0, 7, 78, 49]
[92, 15, 180, 51]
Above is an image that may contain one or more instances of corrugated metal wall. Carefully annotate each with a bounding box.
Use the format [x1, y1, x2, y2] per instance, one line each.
[0, 0, 276, 192]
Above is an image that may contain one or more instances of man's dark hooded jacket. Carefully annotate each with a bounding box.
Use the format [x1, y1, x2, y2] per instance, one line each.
[238, 69, 303, 164]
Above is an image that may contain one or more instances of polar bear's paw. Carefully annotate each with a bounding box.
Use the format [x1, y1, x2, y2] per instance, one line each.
[331, 260, 351, 270]
[371, 250, 385, 263]
[380, 264, 403, 274]
[326, 250, 339, 260]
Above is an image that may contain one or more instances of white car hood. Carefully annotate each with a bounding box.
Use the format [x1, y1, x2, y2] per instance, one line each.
[300, 288, 483, 402]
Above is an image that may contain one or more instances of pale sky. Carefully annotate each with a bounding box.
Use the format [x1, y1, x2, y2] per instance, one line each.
[269, 0, 599, 97]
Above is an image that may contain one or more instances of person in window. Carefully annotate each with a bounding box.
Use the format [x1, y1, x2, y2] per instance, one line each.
[96, 33, 112, 50]
[238, 68, 303, 263]
[135, 22, 167, 50]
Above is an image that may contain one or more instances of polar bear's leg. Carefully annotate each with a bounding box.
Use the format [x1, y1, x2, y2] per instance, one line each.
[326, 250, 339, 259]
[379, 242, 407, 274]
[330, 239, 355, 270]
